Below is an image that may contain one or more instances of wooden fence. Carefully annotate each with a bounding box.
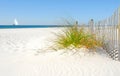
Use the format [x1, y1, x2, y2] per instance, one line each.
[88, 7, 120, 60]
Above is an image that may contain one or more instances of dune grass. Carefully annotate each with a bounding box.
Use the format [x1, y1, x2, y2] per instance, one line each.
[54, 24, 103, 51]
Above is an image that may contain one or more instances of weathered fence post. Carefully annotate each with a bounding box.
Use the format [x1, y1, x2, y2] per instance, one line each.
[118, 26, 120, 61]
[89, 19, 94, 33]
[75, 21, 78, 27]
[118, 7, 120, 61]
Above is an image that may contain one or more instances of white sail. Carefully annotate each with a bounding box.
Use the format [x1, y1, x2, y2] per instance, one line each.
[13, 19, 18, 25]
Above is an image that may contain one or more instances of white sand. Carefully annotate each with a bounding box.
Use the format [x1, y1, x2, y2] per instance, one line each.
[0, 28, 120, 76]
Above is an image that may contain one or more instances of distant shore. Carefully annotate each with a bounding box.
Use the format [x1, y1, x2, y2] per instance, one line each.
[0, 25, 65, 29]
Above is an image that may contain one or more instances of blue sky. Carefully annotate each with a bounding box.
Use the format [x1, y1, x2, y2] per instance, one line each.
[0, 0, 120, 25]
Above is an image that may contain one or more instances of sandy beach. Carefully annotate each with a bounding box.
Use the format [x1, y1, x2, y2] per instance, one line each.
[0, 28, 120, 76]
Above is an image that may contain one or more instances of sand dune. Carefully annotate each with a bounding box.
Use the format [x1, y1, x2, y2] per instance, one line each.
[0, 28, 120, 76]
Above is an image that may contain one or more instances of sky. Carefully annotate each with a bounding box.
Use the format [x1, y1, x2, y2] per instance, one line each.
[0, 0, 120, 25]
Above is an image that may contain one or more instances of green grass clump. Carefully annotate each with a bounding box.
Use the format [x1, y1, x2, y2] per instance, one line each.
[54, 25, 103, 50]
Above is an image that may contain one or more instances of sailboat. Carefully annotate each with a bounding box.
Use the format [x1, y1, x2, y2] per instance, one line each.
[13, 18, 18, 25]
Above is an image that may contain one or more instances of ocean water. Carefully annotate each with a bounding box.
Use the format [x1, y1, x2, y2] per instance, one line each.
[0, 25, 64, 29]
